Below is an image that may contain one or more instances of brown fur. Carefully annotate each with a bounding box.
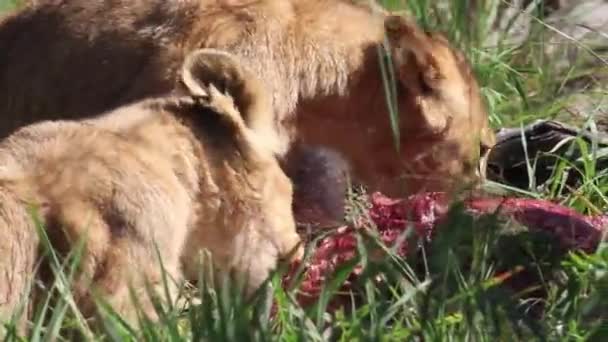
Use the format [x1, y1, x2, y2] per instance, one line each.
[0, 49, 302, 332]
[0, 0, 494, 197]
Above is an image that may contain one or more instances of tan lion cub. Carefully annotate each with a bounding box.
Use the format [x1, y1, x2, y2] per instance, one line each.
[0, 48, 302, 331]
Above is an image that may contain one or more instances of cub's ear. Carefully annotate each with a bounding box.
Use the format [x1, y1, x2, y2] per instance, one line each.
[384, 15, 447, 95]
[180, 49, 279, 169]
[202, 83, 275, 172]
[181, 48, 284, 156]
[181, 48, 237, 98]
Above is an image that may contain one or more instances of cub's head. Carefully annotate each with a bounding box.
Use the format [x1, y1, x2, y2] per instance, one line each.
[298, 14, 495, 196]
[376, 14, 496, 195]
[178, 49, 303, 295]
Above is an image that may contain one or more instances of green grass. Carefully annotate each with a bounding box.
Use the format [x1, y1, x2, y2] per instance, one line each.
[1, 0, 608, 340]
[0, 0, 21, 13]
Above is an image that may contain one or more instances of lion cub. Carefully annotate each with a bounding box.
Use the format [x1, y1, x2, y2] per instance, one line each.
[0, 49, 302, 330]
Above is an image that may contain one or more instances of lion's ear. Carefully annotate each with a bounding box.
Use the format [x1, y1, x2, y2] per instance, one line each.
[181, 48, 258, 109]
[385, 14, 472, 136]
[181, 48, 236, 98]
[384, 15, 444, 95]
[180, 50, 279, 170]
[180, 48, 285, 157]
[181, 50, 207, 97]
[204, 84, 276, 173]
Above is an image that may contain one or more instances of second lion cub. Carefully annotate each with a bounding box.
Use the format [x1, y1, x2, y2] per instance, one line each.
[0, 49, 302, 329]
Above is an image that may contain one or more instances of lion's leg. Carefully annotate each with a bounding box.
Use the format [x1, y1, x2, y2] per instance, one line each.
[52, 200, 111, 317]
[0, 189, 39, 336]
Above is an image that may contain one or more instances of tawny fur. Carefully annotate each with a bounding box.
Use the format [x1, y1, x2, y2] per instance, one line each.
[0, 0, 494, 197]
[0, 49, 302, 332]
[0, 188, 39, 334]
